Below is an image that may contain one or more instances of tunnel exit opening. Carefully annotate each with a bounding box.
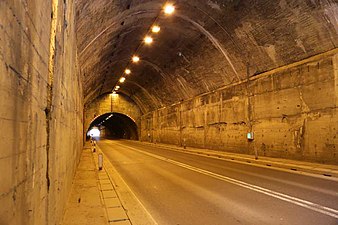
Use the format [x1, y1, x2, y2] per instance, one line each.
[87, 113, 138, 140]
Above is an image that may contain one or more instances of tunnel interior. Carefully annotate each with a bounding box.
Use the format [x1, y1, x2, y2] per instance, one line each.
[88, 113, 138, 140]
[77, 0, 337, 163]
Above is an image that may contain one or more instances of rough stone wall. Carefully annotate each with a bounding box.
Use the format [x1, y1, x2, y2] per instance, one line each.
[141, 51, 338, 164]
[84, 93, 142, 133]
[0, 1, 83, 225]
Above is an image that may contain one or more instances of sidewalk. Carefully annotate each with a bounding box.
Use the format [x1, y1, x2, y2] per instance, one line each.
[137, 141, 338, 179]
[61, 145, 108, 225]
[61, 143, 131, 225]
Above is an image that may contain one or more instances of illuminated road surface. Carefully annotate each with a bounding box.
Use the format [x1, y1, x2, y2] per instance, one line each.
[98, 140, 338, 225]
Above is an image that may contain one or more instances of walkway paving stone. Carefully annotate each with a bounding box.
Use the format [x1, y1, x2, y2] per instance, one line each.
[61, 147, 108, 225]
[62, 143, 132, 224]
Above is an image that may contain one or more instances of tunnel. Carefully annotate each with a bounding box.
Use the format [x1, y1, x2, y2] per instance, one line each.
[1, 0, 338, 225]
[87, 113, 138, 140]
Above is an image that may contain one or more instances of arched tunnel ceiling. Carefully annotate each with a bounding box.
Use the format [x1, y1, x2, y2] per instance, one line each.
[75, 0, 338, 112]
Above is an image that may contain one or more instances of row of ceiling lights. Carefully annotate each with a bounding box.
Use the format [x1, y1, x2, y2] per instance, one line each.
[112, 3, 175, 94]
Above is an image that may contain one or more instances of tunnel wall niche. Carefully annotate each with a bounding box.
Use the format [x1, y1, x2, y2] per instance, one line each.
[84, 93, 142, 138]
[141, 51, 338, 164]
[0, 1, 83, 225]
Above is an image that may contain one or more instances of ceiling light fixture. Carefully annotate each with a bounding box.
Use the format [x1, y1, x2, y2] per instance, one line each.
[125, 69, 131, 74]
[144, 36, 153, 44]
[152, 25, 161, 33]
[119, 77, 126, 83]
[164, 4, 175, 15]
[132, 55, 140, 63]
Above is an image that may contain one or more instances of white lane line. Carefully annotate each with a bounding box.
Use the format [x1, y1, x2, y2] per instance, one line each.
[118, 144, 338, 219]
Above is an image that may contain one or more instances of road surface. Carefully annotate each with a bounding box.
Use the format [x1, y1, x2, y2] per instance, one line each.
[98, 139, 338, 225]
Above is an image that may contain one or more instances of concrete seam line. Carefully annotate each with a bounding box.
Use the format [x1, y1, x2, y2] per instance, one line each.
[95, 144, 158, 225]
[120, 144, 338, 219]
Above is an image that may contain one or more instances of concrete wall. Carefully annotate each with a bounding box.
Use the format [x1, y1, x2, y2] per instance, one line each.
[0, 1, 83, 225]
[84, 93, 142, 133]
[141, 51, 338, 164]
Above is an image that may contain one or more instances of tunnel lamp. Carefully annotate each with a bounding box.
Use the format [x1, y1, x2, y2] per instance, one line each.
[125, 69, 131, 74]
[152, 25, 161, 33]
[119, 77, 126, 83]
[144, 36, 153, 44]
[132, 55, 140, 63]
[112, 91, 116, 94]
[164, 4, 175, 15]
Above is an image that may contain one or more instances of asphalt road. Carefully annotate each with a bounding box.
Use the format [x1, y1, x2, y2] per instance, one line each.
[98, 139, 338, 225]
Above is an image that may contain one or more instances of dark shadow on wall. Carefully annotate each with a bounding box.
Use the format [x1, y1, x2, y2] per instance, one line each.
[87, 113, 138, 140]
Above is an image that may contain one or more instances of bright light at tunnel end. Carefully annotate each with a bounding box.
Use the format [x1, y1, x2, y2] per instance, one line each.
[88, 127, 100, 137]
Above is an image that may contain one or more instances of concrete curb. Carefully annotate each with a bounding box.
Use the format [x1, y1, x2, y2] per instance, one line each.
[135, 141, 338, 179]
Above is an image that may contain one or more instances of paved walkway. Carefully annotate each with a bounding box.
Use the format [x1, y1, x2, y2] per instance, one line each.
[61, 143, 131, 225]
[61, 145, 108, 225]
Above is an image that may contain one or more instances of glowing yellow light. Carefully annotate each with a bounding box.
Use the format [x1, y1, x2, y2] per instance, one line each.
[132, 55, 140, 63]
[152, 25, 161, 33]
[115, 85, 120, 90]
[119, 77, 126, 83]
[125, 69, 131, 74]
[144, 36, 153, 44]
[164, 4, 175, 15]
[112, 91, 116, 94]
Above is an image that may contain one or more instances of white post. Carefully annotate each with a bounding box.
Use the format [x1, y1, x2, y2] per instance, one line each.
[98, 153, 103, 170]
